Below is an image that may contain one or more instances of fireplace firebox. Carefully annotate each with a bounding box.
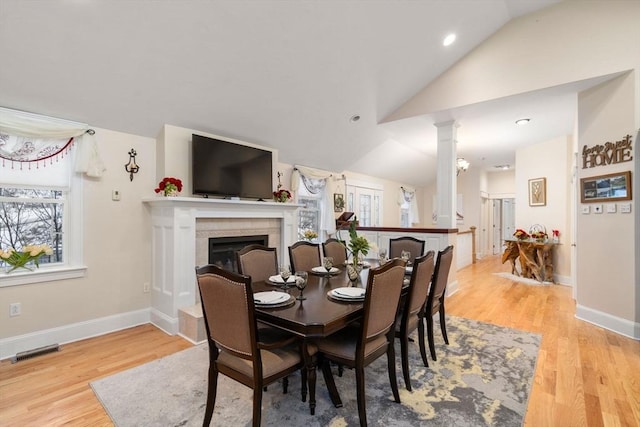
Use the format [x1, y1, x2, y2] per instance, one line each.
[208, 235, 269, 273]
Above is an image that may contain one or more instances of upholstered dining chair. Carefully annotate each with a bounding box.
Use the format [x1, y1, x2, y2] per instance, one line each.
[388, 236, 425, 264]
[395, 251, 435, 391]
[195, 265, 306, 427]
[322, 238, 348, 266]
[236, 244, 278, 283]
[425, 245, 454, 361]
[288, 241, 322, 272]
[314, 258, 406, 427]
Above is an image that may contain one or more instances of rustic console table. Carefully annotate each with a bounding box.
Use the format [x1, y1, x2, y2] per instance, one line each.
[502, 239, 557, 283]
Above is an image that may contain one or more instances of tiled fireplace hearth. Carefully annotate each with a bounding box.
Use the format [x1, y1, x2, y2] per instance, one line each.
[143, 197, 299, 336]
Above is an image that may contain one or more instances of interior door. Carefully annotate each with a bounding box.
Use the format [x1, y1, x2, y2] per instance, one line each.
[502, 198, 515, 244]
[480, 196, 489, 258]
[492, 199, 502, 255]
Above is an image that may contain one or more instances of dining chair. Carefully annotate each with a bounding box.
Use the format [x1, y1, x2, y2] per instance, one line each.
[314, 258, 406, 427]
[236, 244, 279, 283]
[195, 265, 306, 427]
[388, 236, 425, 264]
[288, 241, 322, 272]
[322, 238, 348, 266]
[425, 245, 454, 361]
[395, 251, 435, 391]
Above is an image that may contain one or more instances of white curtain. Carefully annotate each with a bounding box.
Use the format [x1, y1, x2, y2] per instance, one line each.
[399, 186, 420, 225]
[291, 165, 336, 235]
[0, 107, 105, 177]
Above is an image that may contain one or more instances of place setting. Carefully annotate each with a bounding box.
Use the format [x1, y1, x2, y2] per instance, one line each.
[253, 291, 295, 308]
[267, 264, 297, 288]
[327, 286, 366, 302]
[311, 256, 341, 276]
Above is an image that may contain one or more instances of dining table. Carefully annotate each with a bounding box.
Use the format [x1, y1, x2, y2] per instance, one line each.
[251, 259, 410, 415]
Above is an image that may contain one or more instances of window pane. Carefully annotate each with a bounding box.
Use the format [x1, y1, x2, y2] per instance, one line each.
[298, 196, 320, 239]
[0, 187, 64, 265]
[358, 194, 371, 226]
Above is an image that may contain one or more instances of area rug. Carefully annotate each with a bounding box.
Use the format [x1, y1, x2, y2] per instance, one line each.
[494, 272, 553, 286]
[90, 316, 540, 427]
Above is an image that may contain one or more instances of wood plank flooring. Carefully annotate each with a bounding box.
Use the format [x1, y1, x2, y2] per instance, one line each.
[1, 255, 638, 426]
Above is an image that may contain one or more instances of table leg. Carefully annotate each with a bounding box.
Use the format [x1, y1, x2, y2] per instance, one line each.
[321, 359, 343, 408]
[303, 342, 316, 415]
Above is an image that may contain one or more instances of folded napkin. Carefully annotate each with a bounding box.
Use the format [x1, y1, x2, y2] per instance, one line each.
[332, 287, 365, 298]
[268, 275, 295, 284]
[253, 291, 289, 304]
[312, 266, 340, 273]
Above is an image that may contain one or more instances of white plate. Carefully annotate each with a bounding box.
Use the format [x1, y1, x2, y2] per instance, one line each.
[345, 261, 371, 268]
[312, 266, 340, 274]
[268, 275, 296, 284]
[405, 266, 413, 274]
[253, 291, 290, 305]
[331, 287, 366, 299]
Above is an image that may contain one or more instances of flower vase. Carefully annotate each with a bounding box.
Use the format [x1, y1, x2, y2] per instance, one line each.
[165, 189, 179, 197]
[4, 262, 34, 274]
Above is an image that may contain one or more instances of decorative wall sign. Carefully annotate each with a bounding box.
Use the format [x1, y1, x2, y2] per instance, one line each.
[580, 171, 632, 203]
[528, 177, 546, 207]
[582, 134, 633, 169]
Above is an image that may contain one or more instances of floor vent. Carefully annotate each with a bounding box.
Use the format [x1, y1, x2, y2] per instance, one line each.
[11, 344, 60, 363]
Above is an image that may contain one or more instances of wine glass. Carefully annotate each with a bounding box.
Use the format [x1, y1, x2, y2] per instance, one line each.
[279, 264, 292, 289]
[378, 248, 388, 265]
[294, 271, 308, 300]
[400, 250, 411, 265]
[322, 257, 334, 275]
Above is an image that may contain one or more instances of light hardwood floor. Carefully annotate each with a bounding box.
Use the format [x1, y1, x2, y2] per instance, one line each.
[1, 255, 638, 426]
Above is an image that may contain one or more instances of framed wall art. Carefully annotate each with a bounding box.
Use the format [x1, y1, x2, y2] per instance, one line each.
[580, 171, 632, 203]
[333, 193, 345, 212]
[528, 177, 546, 206]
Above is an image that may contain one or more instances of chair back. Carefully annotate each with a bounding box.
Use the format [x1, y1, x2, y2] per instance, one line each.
[288, 241, 321, 272]
[322, 238, 348, 266]
[362, 258, 406, 342]
[236, 244, 278, 283]
[402, 251, 435, 324]
[389, 236, 425, 264]
[196, 264, 257, 360]
[427, 245, 454, 315]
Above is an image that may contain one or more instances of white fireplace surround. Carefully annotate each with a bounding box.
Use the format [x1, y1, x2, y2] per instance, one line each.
[143, 197, 300, 335]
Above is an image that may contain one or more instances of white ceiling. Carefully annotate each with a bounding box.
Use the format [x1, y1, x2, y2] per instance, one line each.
[0, 0, 594, 188]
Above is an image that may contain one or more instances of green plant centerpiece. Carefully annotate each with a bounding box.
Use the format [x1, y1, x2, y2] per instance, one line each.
[0, 244, 53, 273]
[348, 218, 370, 267]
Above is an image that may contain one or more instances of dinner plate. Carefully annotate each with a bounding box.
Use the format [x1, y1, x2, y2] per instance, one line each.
[327, 289, 365, 302]
[253, 291, 290, 305]
[268, 275, 296, 285]
[345, 261, 371, 268]
[311, 266, 340, 274]
[405, 266, 413, 274]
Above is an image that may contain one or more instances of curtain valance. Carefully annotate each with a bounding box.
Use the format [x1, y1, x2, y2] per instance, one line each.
[399, 186, 420, 225]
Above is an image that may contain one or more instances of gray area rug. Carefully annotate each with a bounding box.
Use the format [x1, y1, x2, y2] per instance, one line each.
[494, 272, 553, 286]
[90, 316, 540, 426]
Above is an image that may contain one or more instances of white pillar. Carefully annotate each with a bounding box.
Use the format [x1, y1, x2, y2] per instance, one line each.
[434, 120, 457, 229]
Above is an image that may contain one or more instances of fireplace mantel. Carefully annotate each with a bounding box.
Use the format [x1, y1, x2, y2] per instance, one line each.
[143, 197, 300, 334]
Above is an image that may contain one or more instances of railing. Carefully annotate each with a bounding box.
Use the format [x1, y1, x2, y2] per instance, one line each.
[456, 226, 477, 269]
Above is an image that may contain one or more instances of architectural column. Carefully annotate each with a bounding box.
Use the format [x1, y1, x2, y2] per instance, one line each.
[434, 120, 457, 229]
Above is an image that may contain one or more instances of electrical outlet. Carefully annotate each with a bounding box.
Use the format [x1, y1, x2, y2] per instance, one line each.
[143, 282, 150, 293]
[10, 303, 21, 317]
[581, 205, 590, 214]
[593, 204, 603, 214]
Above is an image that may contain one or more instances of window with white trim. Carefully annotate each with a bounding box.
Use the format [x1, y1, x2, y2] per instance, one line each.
[297, 182, 321, 241]
[346, 183, 383, 226]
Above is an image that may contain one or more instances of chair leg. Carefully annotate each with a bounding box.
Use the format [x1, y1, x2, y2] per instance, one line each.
[386, 345, 401, 404]
[439, 305, 449, 345]
[203, 366, 218, 427]
[252, 385, 263, 427]
[417, 319, 429, 368]
[400, 332, 412, 391]
[355, 365, 368, 427]
[426, 314, 437, 361]
[283, 376, 289, 394]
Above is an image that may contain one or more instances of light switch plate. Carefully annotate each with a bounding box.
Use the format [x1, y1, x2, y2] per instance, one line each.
[606, 204, 616, 213]
[112, 189, 121, 201]
[620, 203, 632, 213]
[581, 205, 590, 214]
[593, 204, 603, 214]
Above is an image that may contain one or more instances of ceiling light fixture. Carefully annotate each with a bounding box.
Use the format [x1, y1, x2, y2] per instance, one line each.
[494, 164, 510, 170]
[443, 33, 456, 46]
[515, 118, 531, 125]
[456, 158, 470, 175]
[350, 115, 361, 123]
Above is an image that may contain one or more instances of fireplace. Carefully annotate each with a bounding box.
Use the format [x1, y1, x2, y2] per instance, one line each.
[209, 235, 268, 273]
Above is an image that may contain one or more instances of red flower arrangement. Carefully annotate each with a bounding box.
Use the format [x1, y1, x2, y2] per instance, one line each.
[273, 189, 291, 203]
[513, 229, 529, 240]
[155, 177, 183, 196]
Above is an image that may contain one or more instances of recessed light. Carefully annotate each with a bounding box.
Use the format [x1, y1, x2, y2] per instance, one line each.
[494, 164, 510, 170]
[515, 118, 531, 125]
[443, 33, 456, 46]
[350, 115, 361, 123]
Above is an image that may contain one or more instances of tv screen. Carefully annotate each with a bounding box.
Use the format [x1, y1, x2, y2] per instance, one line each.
[192, 134, 273, 200]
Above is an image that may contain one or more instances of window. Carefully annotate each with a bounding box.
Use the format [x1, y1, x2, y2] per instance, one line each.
[346, 183, 383, 226]
[297, 184, 321, 240]
[400, 199, 410, 227]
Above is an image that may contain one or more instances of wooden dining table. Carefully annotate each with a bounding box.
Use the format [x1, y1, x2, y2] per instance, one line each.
[252, 260, 409, 415]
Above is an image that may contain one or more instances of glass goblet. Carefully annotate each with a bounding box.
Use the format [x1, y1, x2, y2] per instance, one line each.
[294, 271, 308, 300]
[322, 257, 334, 275]
[378, 248, 388, 265]
[400, 250, 411, 265]
[279, 264, 292, 289]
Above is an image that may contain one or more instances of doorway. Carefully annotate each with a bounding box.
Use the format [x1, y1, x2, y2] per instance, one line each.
[491, 198, 515, 255]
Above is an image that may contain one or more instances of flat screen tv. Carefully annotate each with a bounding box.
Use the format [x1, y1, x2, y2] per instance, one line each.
[192, 134, 273, 200]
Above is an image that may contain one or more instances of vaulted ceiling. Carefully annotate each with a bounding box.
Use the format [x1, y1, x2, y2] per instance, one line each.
[1, 0, 572, 187]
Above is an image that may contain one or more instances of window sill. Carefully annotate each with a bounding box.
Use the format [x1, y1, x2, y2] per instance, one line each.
[0, 265, 87, 288]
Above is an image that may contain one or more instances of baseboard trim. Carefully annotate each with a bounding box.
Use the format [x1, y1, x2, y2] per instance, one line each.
[575, 304, 640, 340]
[0, 309, 151, 361]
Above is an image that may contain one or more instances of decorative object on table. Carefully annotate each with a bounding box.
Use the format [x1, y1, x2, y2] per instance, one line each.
[552, 229, 560, 243]
[400, 250, 411, 264]
[528, 224, 547, 242]
[513, 229, 529, 241]
[279, 264, 292, 290]
[294, 271, 308, 300]
[302, 229, 318, 241]
[528, 177, 546, 206]
[322, 257, 334, 275]
[333, 193, 345, 212]
[155, 177, 183, 197]
[124, 148, 140, 181]
[579, 171, 632, 203]
[273, 171, 292, 203]
[378, 248, 388, 265]
[347, 217, 370, 265]
[0, 244, 53, 273]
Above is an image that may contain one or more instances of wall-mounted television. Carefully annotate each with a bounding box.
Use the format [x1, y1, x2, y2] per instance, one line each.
[192, 134, 273, 200]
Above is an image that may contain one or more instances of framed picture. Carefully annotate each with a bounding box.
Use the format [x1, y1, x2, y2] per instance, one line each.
[333, 193, 345, 212]
[580, 171, 632, 203]
[528, 177, 546, 206]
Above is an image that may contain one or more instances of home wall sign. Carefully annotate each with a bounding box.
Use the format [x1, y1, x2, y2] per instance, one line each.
[581, 134, 633, 169]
